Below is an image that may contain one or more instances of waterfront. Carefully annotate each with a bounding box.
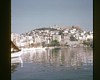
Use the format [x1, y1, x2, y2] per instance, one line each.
[11, 47, 93, 80]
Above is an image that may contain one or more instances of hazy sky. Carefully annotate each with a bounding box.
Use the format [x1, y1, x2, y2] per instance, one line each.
[11, 0, 93, 34]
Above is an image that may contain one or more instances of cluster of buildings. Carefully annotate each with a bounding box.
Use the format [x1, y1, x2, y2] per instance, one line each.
[11, 26, 93, 48]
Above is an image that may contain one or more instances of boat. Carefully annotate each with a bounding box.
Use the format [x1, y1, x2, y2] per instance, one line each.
[11, 41, 22, 58]
[11, 41, 23, 67]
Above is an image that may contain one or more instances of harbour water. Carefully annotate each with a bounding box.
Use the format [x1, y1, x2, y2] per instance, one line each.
[11, 47, 93, 80]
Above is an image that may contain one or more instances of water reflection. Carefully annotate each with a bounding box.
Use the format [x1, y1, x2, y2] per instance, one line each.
[11, 63, 20, 73]
[21, 47, 93, 68]
[11, 47, 93, 73]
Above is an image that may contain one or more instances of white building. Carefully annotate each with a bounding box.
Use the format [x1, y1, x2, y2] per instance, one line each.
[52, 35, 61, 42]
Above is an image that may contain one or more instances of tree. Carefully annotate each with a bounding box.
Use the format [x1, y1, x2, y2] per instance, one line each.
[90, 40, 93, 48]
[70, 35, 78, 41]
[42, 42, 45, 47]
[59, 31, 63, 35]
[83, 41, 90, 46]
[83, 40, 93, 47]
[50, 40, 60, 46]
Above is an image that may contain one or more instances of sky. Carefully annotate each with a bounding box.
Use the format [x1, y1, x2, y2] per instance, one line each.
[11, 0, 93, 34]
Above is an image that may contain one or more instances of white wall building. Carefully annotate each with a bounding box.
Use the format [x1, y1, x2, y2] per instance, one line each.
[52, 35, 61, 42]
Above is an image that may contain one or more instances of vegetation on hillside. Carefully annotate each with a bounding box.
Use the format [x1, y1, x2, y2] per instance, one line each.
[83, 39, 93, 48]
[49, 40, 60, 46]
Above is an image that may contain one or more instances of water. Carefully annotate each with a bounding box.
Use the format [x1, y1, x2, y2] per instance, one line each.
[11, 47, 93, 80]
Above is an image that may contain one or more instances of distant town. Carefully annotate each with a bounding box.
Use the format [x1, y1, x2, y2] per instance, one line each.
[11, 26, 93, 48]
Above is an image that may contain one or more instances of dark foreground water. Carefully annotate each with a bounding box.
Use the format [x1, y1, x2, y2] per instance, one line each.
[11, 47, 93, 80]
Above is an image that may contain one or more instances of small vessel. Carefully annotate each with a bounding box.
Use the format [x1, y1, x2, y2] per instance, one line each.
[11, 41, 23, 67]
[11, 41, 22, 58]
